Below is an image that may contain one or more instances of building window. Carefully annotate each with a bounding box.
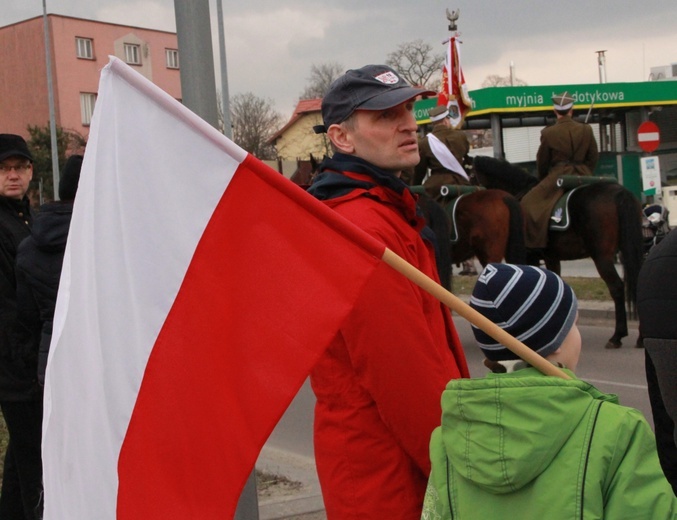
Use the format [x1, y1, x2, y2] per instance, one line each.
[80, 93, 97, 126]
[124, 43, 141, 65]
[165, 48, 179, 69]
[76, 37, 93, 59]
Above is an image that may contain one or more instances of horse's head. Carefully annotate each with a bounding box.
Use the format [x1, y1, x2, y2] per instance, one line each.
[473, 156, 536, 197]
[309, 153, 331, 177]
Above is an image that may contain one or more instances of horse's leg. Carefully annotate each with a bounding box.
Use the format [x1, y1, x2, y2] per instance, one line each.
[544, 258, 561, 275]
[593, 256, 627, 349]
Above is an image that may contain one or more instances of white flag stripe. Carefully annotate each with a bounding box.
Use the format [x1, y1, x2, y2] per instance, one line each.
[638, 132, 659, 142]
[43, 57, 246, 518]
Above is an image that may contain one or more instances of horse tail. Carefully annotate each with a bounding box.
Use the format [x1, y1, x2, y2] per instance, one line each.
[503, 194, 527, 264]
[616, 188, 644, 317]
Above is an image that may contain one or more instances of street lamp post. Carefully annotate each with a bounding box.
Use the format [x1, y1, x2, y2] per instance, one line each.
[42, 0, 60, 200]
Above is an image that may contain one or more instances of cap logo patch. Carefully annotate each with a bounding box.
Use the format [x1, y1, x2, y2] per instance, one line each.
[374, 71, 400, 85]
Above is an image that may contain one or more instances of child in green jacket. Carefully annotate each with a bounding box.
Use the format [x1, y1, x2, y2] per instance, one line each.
[423, 263, 676, 519]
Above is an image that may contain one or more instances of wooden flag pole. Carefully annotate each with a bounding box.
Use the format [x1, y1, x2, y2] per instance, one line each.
[381, 248, 571, 380]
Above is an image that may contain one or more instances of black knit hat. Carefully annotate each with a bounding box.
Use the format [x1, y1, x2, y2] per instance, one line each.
[59, 154, 83, 201]
[313, 64, 435, 134]
[470, 263, 578, 361]
[0, 134, 33, 162]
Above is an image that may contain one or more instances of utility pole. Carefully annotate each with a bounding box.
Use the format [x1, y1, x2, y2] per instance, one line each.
[596, 50, 607, 83]
[173, 4, 259, 517]
[216, 0, 232, 139]
[173, 0, 219, 128]
[42, 0, 60, 199]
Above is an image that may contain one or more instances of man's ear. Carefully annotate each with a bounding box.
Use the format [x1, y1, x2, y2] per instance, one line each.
[327, 124, 355, 154]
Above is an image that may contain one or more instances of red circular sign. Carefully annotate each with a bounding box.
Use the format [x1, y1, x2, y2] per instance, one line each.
[638, 121, 660, 153]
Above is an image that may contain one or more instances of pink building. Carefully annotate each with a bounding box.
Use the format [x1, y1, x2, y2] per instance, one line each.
[0, 14, 181, 141]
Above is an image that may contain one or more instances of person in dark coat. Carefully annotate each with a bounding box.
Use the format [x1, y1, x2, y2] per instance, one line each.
[16, 154, 82, 387]
[0, 134, 42, 520]
[637, 228, 677, 494]
[521, 92, 599, 249]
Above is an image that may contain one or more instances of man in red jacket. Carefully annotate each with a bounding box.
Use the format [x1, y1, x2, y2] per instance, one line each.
[308, 65, 469, 519]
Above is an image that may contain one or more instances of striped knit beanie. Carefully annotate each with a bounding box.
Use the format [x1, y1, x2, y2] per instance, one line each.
[470, 263, 578, 361]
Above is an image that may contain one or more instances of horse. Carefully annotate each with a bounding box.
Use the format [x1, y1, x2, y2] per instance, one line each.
[289, 155, 319, 187]
[473, 155, 644, 349]
[442, 187, 526, 267]
[416, 186, 526, 289]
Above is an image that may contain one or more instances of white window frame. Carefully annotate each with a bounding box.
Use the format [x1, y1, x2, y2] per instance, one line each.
[76, 37, 93, 59]
[124, 43, 141, 65]
[165, 48, 179, 69]
[80, 93, 97, 126]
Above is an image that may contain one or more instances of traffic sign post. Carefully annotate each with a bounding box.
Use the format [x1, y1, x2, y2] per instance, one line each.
[638, 121, 660, 153]
[638, 121, 661, 200]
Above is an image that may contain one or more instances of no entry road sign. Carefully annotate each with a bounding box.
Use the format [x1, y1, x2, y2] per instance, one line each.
[638, 121, 660, 153]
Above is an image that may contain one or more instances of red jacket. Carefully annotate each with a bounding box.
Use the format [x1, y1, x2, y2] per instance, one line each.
[308, 155, 469, 519]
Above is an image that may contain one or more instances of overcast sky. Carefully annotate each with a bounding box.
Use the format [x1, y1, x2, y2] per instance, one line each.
[3, 1, 677, 120]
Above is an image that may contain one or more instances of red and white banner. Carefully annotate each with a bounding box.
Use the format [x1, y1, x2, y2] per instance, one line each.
[438, 35, 473, 129]
[42, 57, 384, 519]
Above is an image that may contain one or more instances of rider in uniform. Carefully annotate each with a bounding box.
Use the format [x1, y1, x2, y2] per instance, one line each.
[521, 92, 599, 250]
[412, 104, 471, 190]
[413, 105, 477, 275]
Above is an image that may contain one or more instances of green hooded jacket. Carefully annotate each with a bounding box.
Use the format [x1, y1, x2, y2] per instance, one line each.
[423, 368, 677, 519]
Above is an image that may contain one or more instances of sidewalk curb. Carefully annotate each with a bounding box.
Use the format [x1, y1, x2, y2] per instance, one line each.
[256, 446, 325, 520]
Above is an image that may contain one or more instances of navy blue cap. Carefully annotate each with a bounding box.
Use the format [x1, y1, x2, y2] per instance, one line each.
[313, 64, 435, 134]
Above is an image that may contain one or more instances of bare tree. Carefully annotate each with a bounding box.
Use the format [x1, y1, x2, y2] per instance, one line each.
[230, 93, 282, 160]
[481, 74, 528, 87]
[299, 62, 344, 100]
[385, 39, 443, 89]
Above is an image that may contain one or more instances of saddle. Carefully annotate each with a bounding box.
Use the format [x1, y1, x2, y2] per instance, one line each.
[549, 175, 617, 231]
[410, 184, 483, 243]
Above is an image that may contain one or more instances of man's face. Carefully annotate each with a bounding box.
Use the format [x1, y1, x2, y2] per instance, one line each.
[342, 101, 420, 172]
[0, 156, 33, 200]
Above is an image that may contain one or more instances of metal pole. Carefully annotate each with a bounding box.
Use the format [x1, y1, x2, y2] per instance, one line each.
[42, 0, 60, 200]
[490, 113, 504, 159]
[216, 0, 232, 139]
[173, 0, 219, 128]
[596, 50, 607, 84]
[173, 2, 259, 517]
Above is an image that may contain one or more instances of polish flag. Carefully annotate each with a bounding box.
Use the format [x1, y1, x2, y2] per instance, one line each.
[41, 57, 384, 519]
[438, 35, 473, 129]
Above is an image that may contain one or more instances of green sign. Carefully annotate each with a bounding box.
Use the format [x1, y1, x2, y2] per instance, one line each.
[413, 98, 439, 124]
[414, 80, 677, 122]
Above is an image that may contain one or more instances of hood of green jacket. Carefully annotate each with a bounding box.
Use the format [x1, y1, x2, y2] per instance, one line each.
[440, 368, 618, 494]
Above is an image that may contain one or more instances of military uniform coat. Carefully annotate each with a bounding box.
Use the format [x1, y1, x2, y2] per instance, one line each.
[521, 115, 599, 248]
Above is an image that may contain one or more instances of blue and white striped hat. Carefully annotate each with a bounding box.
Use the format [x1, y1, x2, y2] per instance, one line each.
[470, 263, 578, 361]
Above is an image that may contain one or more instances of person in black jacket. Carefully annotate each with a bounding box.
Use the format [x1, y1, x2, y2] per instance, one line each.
[637, 228, 677, 495]
[16, 154, 82, 386]
[0, 134, 41, 520]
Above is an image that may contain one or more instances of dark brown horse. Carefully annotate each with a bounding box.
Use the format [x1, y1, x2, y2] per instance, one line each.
[473, 155, 644, 349]
[444, 188, 526, 266]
